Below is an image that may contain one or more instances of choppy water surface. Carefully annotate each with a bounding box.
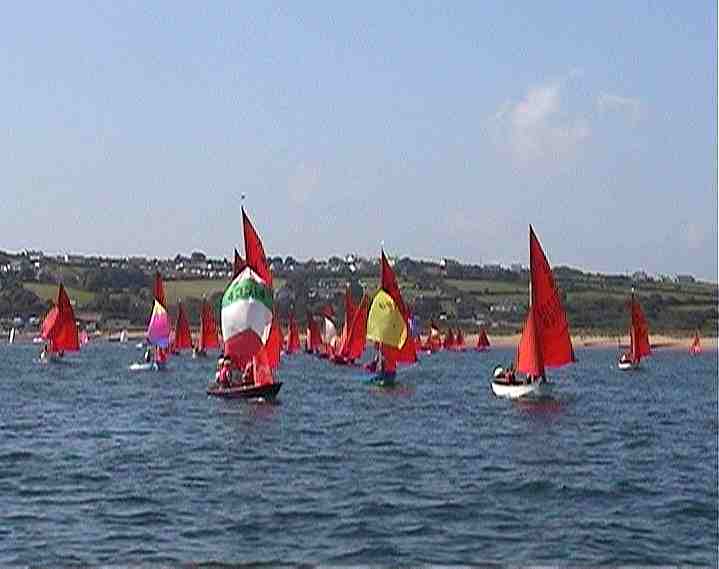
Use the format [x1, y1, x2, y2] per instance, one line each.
[1, 343, 716, 565]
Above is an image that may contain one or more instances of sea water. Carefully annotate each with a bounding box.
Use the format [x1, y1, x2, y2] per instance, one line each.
[0, 342, 716, 565]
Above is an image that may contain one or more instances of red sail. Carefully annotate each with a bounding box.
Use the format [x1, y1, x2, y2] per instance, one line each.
[199, 299, 220, 351]
[233, 248, 247, 279]
[630, 295, 651, 362]
[443, 328, 455, 350]
[41, 284, 80, 353]
[379, 250, 416, 364]
[336, 285, 357, 356]
[516, 308, 544, 377]
[477, 327, 490, 349]
[455, 328, 465, 349]
[307, 312, 322, 352]
[287, 313, 301, 354]
[172, 302, 193, 351]
[242, 207, 272, 288]
[529, 226, 575, 368]
[690, 331, 701, 354]
[342, 294, 369, 360]
[153, 272, 166, 308]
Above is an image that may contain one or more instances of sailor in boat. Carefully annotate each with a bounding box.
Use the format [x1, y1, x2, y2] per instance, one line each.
[39, 343, 49, 362]
[217, 358, 234, 388]
[493, 365, 543, 386]
[144, 347, 153, 364]
[619, 351, 632, 365]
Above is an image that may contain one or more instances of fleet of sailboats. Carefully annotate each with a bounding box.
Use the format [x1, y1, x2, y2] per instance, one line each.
[15, 207, 707, 403]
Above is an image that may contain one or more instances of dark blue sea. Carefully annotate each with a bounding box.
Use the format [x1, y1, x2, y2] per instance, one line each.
[1, 342, 717, 566]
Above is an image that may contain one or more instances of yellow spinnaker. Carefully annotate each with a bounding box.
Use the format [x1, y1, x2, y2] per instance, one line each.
[366, 290, 407, 348]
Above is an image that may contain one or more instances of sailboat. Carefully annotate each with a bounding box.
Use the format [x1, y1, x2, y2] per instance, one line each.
[285, 312, 301, 355]
[455, 328, 466, 351]
[618, 288, 651, 370]
[443, 328, 455, 351]
[689, 330, 701, 355]
[79, 330, 90, 346]
[170, 301, 193, 354]
[8, 327, 16, 345]
[490, 226, 575, 398]
[333, 294, 369, 365]
[130, 272, 170, 371]
[365, 249, 417, 384]
[208, 206, 282, 399]
[318, 305, 337, 358]
[475, 327, 491, 351]
[39, 284, 80, 363]
[422, 321, 441, 353]
[305, 311, 322, 354]
[193, 298, 220, 358]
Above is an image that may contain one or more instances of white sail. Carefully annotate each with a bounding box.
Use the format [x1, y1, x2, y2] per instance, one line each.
[8, 328, 16, 345]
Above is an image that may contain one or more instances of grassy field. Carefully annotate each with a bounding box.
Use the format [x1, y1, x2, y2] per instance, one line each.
[163, 278, 286, 304]
[23, 283, 96, 307]
[445, 279, 526, 294]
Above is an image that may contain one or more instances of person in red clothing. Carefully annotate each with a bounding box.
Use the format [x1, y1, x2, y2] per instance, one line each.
[218, 359, 233, 388]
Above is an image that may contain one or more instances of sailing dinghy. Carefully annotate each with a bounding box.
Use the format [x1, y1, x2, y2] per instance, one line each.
[490, 226, 574, 398]
[689, 330, 701, 355]
[476, 327, 490, 351]
[130, 272, 170, 371]
[193, 298, 220, 358]
[618, 289, 651, 370]
[208, 206, 282, 400]
[284, 312, 301, 355]
[39, 284, 80, 363]
[365, 250, 417, 385]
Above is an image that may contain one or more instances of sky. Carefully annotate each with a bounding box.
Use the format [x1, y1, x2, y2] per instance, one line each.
[1, 2, 716, 280]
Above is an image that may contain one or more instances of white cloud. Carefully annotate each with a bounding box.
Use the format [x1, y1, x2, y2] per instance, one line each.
[597, 92, 645, 123]
[489, 81, 591, 165]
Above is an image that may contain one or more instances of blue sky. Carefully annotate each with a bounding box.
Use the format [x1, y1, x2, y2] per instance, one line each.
[1, 2, 716, 280]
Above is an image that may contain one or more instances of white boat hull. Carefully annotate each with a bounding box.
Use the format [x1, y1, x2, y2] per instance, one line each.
[618, 360, 639, 371]
[490, 379, 545, 399]
[129, 362, 159, 372]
